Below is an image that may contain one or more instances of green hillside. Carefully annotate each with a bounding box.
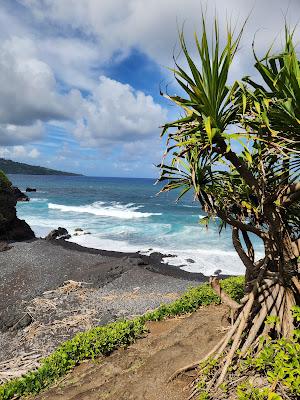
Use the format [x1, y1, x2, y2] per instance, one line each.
[0, 158, 82, 176]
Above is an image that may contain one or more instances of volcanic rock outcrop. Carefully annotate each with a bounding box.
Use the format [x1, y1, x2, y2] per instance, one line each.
[0, 171, 35, 241]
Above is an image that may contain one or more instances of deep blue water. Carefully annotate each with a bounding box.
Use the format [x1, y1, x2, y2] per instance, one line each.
[9, 175, 263, 275]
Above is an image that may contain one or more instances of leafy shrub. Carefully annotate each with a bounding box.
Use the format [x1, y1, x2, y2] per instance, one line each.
[236, 384, 283, 400]
[220, 276, 245, 302]
[142, 276, 245, 322]
[235, 306, 300, 400]
[0, 277, 244, 400]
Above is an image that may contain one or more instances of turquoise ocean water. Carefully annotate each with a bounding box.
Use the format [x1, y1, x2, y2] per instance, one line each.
[9, 175, 264, 276]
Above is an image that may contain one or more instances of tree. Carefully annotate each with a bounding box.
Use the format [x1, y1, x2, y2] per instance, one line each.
[158, 17, 300, 398]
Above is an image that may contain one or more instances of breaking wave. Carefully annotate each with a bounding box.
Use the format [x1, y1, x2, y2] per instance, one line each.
[48, 201, 161, 219]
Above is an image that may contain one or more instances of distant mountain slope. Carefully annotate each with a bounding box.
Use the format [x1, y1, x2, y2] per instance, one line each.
[0, 158, 82, 176]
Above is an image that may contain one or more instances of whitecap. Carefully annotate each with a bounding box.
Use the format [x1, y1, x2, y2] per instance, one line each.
[48, 201, 161, 219]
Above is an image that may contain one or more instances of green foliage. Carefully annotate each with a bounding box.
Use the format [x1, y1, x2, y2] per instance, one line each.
[236, 384, 283, 400]
[158, 17, 300, 258]
[0, 170, 12, 190]
[219, 276, 245, 302]
[141, 276, 245, 322]
[0, 319, 146, 400]
[233, 306, 300, 400]
[248, 307, 300, 397]
[0, 277, 244, 400]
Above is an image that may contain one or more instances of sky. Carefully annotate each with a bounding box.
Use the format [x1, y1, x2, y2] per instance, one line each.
[0, 0, 299, 177]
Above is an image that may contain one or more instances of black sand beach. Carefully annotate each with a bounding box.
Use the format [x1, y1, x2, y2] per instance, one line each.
[0, 238, 207, 329]
[0, 238, 208, 378]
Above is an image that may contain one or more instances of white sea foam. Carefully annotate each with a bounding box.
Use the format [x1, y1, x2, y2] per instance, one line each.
[69, 234, 142, 253]
[30, 198, 48, 203]
[48, 201, 161, 219]
[163, 249, 246, 276]
[69, 233, 255, 276]
[24, 216, 261, 276]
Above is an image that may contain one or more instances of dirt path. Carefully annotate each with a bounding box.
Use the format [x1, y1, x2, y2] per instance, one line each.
[33, 305, 228, 400]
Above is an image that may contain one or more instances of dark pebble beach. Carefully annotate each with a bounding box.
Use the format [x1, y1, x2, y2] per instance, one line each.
[0, 238, 208, 367]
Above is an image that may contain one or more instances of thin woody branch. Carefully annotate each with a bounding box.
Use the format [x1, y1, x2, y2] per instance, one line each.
[268, 182, 300, 205]
[282, 189, 300, 207]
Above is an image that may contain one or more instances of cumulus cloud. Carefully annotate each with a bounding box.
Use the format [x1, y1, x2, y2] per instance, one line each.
[0, 121, 44, 145]
[37, 37, 101, 91]
[73, 76, 167, 147]
[0, 145, 40, 159]
[18, 0, 300, 69]
[0, 0, 299, 175]
[0, 37, 68, 125]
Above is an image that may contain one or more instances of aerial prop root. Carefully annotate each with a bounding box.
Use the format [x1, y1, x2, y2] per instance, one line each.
[168, 273, 298, 398]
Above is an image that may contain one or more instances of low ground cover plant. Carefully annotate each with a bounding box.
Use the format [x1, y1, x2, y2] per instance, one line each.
[197, 306, 300, 400]
[0, 277, 243, 399]
[2, 276, 298, 400]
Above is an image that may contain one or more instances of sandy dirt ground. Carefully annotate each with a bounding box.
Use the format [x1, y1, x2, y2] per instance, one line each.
[33, 304, 229, 400]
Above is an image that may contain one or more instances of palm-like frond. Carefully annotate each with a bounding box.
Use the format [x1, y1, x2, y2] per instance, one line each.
[159, 18, 299, 245]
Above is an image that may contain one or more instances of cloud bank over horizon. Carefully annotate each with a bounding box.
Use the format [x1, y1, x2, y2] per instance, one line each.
[0, 0, 299, 176]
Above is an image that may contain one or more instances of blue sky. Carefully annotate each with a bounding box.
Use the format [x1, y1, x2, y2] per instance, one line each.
[0, 0, 299, 177]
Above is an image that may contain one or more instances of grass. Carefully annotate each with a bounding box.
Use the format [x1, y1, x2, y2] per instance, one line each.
[0, 277, 244, 399]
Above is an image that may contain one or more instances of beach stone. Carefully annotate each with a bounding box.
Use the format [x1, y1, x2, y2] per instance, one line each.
[0, 241, 12, 252]
[148, 252, 175, 264]
[26, 187, 36, 192]
[98, 313, 116, 326]
[126, 257, 147, 266]
[74, 228, 83, 232]
[45, 227, 70, 241]
[186, 258, 195, 263]
[60, 234, 71, 240]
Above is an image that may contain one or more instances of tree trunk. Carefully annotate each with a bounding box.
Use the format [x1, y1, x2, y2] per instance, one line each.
[169, 222, 300, 398]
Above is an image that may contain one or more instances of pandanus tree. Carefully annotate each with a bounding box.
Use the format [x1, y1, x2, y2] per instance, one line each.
[158, 18, 300, 398]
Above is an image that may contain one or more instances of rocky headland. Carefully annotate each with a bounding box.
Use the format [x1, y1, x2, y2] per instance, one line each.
[0, 172, 34, 242]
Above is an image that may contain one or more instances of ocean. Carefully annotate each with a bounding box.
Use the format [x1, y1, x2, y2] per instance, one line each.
[9, 174, 264, 276]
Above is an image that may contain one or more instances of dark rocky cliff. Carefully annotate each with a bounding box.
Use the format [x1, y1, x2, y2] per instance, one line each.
[0, 171, 35, 241]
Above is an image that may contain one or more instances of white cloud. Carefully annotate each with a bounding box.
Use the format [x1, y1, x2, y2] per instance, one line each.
[0, 36, 75, 126]
[0, 145, 40, 159]
[28, 147, 40, 158]
[0, 0, 299, 175]
[0, 121, 44, 145]
[18, 0, 300, 70]
[73, 76, 167, 147]
[37, 37, 101, 91]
